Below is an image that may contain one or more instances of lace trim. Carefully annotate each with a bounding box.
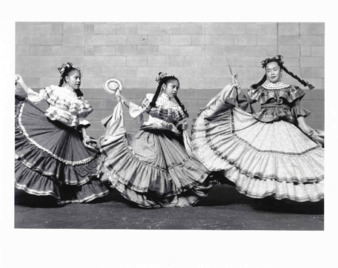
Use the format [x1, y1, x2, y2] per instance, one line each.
[191, 110, 323, 183]
[18, 102, 95, 166]
[262, 82, 290, 89]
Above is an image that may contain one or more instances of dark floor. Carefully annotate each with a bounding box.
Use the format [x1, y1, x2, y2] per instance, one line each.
[14, 184, 324, 230]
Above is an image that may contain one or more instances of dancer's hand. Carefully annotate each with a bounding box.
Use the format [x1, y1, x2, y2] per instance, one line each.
[15, 74, 24, 86]
[177, 120, 188, 131]
[231, 74, 239, 88]
[116, 89, 125, 103]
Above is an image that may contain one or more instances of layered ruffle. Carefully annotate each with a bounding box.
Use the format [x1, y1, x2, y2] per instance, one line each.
[15, 98, 109, 204]
[248, 84, 305, 104]
[191, 85, 324, 202]
[292, 105, 311, 118]
[98, 130, 214, 208]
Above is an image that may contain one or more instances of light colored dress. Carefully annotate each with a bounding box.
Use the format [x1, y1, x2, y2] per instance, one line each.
[191, 82, 324, 202]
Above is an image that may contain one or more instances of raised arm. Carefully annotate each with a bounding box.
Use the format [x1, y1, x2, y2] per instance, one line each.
[15, 74, 31, 94]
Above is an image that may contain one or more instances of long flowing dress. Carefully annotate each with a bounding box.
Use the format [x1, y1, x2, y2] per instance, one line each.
[15, 85, 109, 205]
[191, 82, 324, 202]
[97, 93, 215, 208]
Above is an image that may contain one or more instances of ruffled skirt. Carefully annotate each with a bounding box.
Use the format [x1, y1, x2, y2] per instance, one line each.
[15, 96, 109, 204]
[191, 85, 324, 202]
[97, 104, 215, 208]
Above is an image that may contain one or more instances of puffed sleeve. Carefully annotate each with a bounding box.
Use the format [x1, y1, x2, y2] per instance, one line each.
[26, 87, 50, 103]
[291, 99, 311, 118]
[290, 86, 311, 118]
[247, 87, 263, 103]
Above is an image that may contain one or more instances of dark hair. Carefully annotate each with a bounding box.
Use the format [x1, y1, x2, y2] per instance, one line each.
[149, 72, 189, 117]
[251, 55, 314, 89]
[57, 62, 83, 97]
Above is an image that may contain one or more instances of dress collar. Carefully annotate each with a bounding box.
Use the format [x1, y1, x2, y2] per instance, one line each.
[159, 92, 171, 101]
[262, 81, 290, 90]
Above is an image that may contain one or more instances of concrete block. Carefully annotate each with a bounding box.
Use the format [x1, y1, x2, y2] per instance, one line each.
[138, 23, 159, 35]
[179, 46, 202, 56]
[158, 45, 180, 55]
[278, 23, 300, 35]
[16, 45, 30, 56]
[93, 45, 116, 56]
[300, 46, 311, 56]
[63, 23, 84, 35]
[127, 35, 148, 45]
[278, 35, 300, 46]
[246, 23, 277, 35]
[191, 35, 206, 45]
[86, 35, 127, 46]
[300, 67, 324, 78]
[148, 56, 169, 66]
[205, 23, 246, 35]
[301, 57, 324, 67]
[282, 57, 300, 67]
[300, 35, 324, 46]
[256, 35, 278, 46]
[236, 46, 277, 57]
[115, 45, 138, 56]
[124, 77, 151, 88]
[205, 35, 236, 45]
[311, 46, 324, 57]
[306, 78, 324, 89]
[180, 23, 204, 35]
[304, 90, 324, 100]
[84, 46, 94, 56]
[84, 23, 95, 36]
[115, 23, 138, 35]
[82, 77, 108, 89]
[94, 23, 116, 35]
[278, 46, 300, 57]
[63, 35, 84, 46]
[137, 45, 160, 55]
[203, 45, 237, 56]
[170, 35, 191, 46]
[235, 35, 257, 46]
[51, 23, 63, 35]
[126, 56, 148, 67]
[300, 23, 325, 35]
[147, 35, 170, 45]
[169, 56, 203, 67]
[137, 67, 164, 77]
[158, 23, 181, 34]
[60, 46, 84, 56]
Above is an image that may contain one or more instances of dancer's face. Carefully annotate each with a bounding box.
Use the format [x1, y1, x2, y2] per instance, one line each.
[265, 61, 282, 83]
[65, 70, 81, 90]
[163, 79, 179, 98]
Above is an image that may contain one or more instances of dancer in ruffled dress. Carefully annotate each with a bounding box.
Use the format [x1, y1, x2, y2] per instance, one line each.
[15, 63, 109, 205]
[97, 73, 215, 208]
[191, 55, 324, 202]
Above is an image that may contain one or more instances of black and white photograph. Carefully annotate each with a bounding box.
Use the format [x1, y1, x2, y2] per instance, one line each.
[1, 1, 337, 268]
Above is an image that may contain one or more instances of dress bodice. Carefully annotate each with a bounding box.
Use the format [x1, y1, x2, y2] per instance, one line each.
[247, 82, 310, 123]
[27, 85, 93, 128]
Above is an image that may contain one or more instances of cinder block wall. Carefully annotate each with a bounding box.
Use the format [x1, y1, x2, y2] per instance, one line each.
[15, 22, 324, 138]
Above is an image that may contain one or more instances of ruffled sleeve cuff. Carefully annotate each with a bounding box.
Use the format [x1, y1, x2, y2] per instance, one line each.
[247, 87, 262, 102]
[292, 105, 311, 118]
[289, 85, 306, 102]
[129, 101, 145, 119]
[27, 88, 48, 103]
[78, 118, 91, 128]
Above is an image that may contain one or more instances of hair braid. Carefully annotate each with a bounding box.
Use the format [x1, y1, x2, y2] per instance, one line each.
[281, 65, 314, 89]
[251, 74, 267, 89]
[174, 95, 189, 117]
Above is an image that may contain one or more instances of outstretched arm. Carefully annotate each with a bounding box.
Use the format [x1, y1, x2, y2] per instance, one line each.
[115, 90, 130, 108]
[15, 74, 31, 94]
